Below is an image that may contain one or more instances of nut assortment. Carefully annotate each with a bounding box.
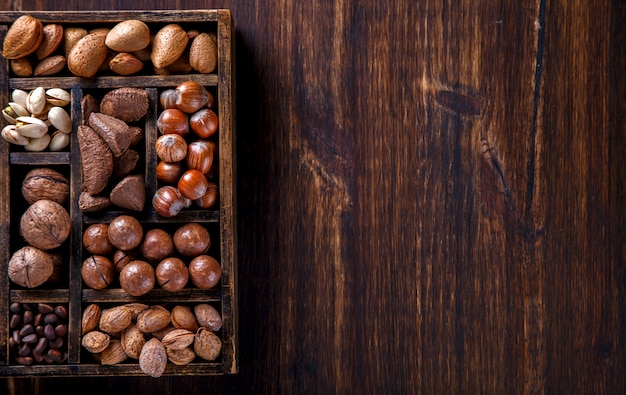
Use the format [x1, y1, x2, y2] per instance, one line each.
[0, 11, 234, 377]
[81, 302, 222, 377]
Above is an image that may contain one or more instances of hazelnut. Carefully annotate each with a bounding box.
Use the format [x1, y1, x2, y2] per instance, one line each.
[159, 89, 178, 109]
[156, 257, 189, 292]
[194, 182, 218, 209]
[81, 255, 115, 289]
[119, 260, 155, 296]
[108, 215, 143, 251]
[178, 169, 209, 200]
[186, 141, 214, 174]
[140, 229, 174, 262]
[157, 108, 189, 136]
[189, 109, 218, 139]
[156, 161, 185, 184]
[175, 81, 209, 113]
[83, 223, 114, 255]
[155, 133, 187, 163]
[152, 186, 186, 218]
[173, 223, 211, 257]
[189, 255, 221, 290]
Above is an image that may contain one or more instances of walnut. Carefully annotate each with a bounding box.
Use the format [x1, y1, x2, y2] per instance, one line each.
[20, 199, 71, 251]
[21, 168, 70, 205]
[8, 246, 54, 288]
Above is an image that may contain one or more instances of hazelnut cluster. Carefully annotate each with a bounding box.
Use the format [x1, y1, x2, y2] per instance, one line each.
[81, 302, 222, 377]
[153, 81, 219, 217]
[81, 216, 221, 296]
[2, 87, 71, 151]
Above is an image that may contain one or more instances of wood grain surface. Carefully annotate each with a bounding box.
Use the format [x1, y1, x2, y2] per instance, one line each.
[1, 0, 624, 394]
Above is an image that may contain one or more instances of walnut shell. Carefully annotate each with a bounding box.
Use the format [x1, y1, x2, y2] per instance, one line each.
[22, 168, 70, 205]
[194, 327, 222, 361]
[136, 305, 171, 333]
[99, 306, 133, 334]
[8, 246, 54, 288]
[20, 199, 71, 250]
[139, 338, 167, 378]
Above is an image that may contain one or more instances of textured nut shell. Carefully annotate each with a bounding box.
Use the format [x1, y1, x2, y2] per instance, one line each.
[2, 15, 44, 59]
[112, 149, 140, 180]
[105, 20, 151, 52]
[171, 305, 200, 332]
[189, 32, 217, 74]
[67, 33, 108, 78]
[8, 246, 54, 288]
[20, 200, 71, 250]
[82, 330, 110, 353]
[88, 112, 131, 157]
[194, 327, 222, 361]
[136, 305, 171, 333]
[166, 347, 196, 365]
[63, 27, 87, 58]
[81, 255, 115, 289]
[110, 174, 146, 211]
[162, 328, 195, 350]
[119, 260, 155, 297]
[11, 58, 33, 77]
[78, 125, 113, 195]
[108, 215, 144, 251]
[194, 304, 223, 332]
[109, 52, 144, 76]
[81, 94, 99, 126]
[100, 88, 149, 123]
[151, 24, 188, 69]
[100, 339, 128, 365]
[121, 324, 146, 359]
[123, 303, 150, 320]
[79, 192, 111, 212]
[82, 304, 101, 334]
[21, 167, 69, 205]
[36, 24, 63, 60]
[99, 306, 133, 334]
[139, 338, 167, 378]
[34, 55, 66, 76]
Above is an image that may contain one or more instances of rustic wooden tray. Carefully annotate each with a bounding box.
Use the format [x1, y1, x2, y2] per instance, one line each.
[0, 10, 237, 377]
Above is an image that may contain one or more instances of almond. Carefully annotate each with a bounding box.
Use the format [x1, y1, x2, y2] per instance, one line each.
[99, 305, 133, 334]
[139, 338, 167, 378]
[105, 20, 150, 52]
[123, 303, 150, 320]
[189, 32, 217, 74]
[10, 58, 33, 77]
[36, 24, 63, 60]
[151, 24, 188, 69]
[68, 32, 108, 78]
[162, 328, 195, 350]
[121, 324, 145, 359]
[34, 55, 66, 76]
[136, 305, 171, 333]
[100, 340, 128, 365]
[194, 327, 222, 361]
[109, 52, 144, 76]
[170, 305, 199, 332]
[166, 347, 196, 365]
[63, 27, 87, 58]
[2, 15, 44, 59]
[82, 330, 110, 353]
[82, 304, 102, 334]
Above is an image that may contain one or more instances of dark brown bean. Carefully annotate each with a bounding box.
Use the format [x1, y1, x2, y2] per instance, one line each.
[44, 313, 59, 325]
[12, 329, 20, 344]
[35, 325, 44, 338]
[22, 334, 38, 344]
[55, 324, 67, 338]
[42, 354, 54, 363]
[10, 314, 21, 329]
[23, 310, 33, 324]
[38, 303, 54, 314]
[47, 349, 63, 362]
[21, 303, 32, 312]
[16, 356, 33, 365]
[10, 303, 21, 314]
[44, 324, 56, 340]
[19, 324, 34, 337]
[48, 337, 63, 349]
[8, 337, 17, 348]
[32, 349, 44, 363]
[34, 313, 43, 327]
[54, 305, 67, 319]
[34, 337, 48, 354]
[18, 343, 31, 357]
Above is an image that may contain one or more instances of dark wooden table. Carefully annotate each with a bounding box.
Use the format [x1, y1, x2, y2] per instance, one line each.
[1, 0, 624, 394]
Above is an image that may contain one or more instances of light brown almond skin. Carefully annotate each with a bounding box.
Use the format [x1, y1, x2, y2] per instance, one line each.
[2, 15, 44, 59]
[151, 24, 188, 69]
[36, 24, 63, 60]
[139, 338, 167, 378]
[63, 27, 88, 58]
[68, 33, 108, 78]
[105, 20, 151, 52]
[10, 58, 33, 77]
[109, 52, 144, 76]
[189, 32, 217, 74]
[34, 55, 66, 76]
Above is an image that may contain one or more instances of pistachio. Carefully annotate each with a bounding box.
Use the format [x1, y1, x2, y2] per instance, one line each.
[3, 102, 29, 124]
[48, 106, 72, 133]
[46, 88, 71, 106]
[2, 125, 29, 145]
[15, 116, 48, 138]
[49, 130, 70, 151]
[24, 134, 51, 152]
[12, 89, 29, 108]
[26, 87, 46, 115]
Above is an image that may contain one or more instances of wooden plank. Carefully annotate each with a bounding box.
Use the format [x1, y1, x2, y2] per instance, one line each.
[0, 23, 9, 366]
[0, 10, 218, 23]
[9, 75, 218, 90]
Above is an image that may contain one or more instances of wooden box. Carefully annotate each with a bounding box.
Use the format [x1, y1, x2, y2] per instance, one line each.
[0, 10, 237, 377]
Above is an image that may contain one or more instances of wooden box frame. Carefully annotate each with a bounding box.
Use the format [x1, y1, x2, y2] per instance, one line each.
[0, 9, 237, 377]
